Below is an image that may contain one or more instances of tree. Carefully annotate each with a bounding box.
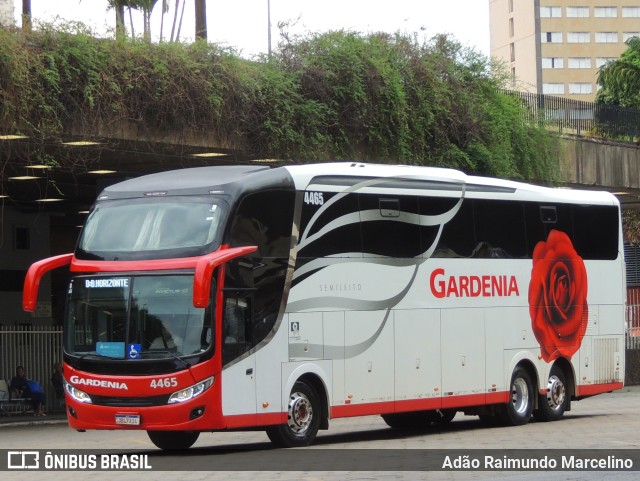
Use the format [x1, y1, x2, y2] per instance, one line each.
[195, 0, 207, 41]
[597, 37, 640, 109]
[22, 0, 31, 32]
[106, 0, 127, 40]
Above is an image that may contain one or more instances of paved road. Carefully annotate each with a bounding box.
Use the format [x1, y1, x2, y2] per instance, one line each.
[1, 387, 639, 480]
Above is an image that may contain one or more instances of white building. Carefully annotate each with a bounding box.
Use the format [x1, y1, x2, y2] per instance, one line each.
[0, 0, 14, 27]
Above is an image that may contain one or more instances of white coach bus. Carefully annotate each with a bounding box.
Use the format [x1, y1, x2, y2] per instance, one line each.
[24, 162, 625, 449]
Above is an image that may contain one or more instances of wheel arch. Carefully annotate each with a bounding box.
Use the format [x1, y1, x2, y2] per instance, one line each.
[551, 356, 575, 408]
[508, 353, 540, 389]
[510, 357, 540, 410]
[283, 363, 331, 430]
[296, 372, 330, 430]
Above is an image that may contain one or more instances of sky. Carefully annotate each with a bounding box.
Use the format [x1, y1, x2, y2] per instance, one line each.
[13, 1, 490, 58]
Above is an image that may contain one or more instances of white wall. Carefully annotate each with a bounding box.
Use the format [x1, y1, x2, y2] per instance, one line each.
[0, 0, 15, 27]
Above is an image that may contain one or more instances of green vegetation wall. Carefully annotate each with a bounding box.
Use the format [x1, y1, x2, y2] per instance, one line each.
[0, 25, 558, 180]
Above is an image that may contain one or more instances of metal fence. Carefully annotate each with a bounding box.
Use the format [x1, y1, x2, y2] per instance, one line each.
[0, 325, 63, 413]
[502, 90, 640, 140]
[627, 287, 640, 350]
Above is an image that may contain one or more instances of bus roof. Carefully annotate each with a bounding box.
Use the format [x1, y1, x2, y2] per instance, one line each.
[285, 162, 619, 206]
[95, 162, 618, 207]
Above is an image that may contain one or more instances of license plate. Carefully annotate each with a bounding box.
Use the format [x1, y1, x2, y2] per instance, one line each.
[115, 414, 140, 426]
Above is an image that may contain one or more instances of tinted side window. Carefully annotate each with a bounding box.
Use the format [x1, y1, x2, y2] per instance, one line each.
[418, 196, 461, 257]
[434, 200, 476, 257]
[229, 190, 294, 257]
[360, 194, 421, 258]
[473, 200, 527, 258]
[572, 205, 618, 260]
[524, 203, 573, 257]
[298, 192, 362, 258]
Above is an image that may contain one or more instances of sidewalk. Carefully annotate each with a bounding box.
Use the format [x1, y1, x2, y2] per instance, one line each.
[0, 410, 68, 428]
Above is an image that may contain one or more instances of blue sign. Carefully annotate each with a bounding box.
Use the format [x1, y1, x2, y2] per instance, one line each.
[96, 342, 125, 358]
[128, 344, 142, 359]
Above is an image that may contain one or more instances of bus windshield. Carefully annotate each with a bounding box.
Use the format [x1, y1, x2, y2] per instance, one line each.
[77, 196, 226, 260]
[65, 275, 212, 360]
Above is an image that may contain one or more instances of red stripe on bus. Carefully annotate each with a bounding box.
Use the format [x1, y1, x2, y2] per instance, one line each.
[576, 382, 624, 397]
[331, 391, 510, 418]
[223, 412, 287, 429]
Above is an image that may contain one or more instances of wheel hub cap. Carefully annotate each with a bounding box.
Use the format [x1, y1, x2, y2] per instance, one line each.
[287, 392, 313, 435]
[546, 375, 566, 410]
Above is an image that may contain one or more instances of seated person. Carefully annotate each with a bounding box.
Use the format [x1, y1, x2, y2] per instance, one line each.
[10, 365, 46, 416]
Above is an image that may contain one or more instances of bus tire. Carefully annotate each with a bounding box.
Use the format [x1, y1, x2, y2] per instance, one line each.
[533, 366, 568, 422]
[381, 412, 431, 429]
[266, 381, 321, 448]
[147, 430, 199, 450]
[498, 366, 534, 426]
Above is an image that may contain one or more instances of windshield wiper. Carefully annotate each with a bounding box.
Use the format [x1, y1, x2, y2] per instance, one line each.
[140, 350, 190, 368]
[75, 352, 123, 361]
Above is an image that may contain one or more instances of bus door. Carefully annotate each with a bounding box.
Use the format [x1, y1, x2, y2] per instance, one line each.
[220, 287, 257, 422]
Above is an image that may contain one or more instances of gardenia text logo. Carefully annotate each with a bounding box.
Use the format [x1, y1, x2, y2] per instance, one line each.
[69, 376, 128, 390]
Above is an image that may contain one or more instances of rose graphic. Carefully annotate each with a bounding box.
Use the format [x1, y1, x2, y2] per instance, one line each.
[529, 229, 588, 362]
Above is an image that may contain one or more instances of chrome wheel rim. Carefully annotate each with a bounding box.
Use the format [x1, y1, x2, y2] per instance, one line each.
[287, 391, 313, 436]
[546, 375, 566, 411]
[511, 377, 530, 415]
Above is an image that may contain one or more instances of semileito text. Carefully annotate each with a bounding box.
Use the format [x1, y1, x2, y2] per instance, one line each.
[430, 268, 520, 298]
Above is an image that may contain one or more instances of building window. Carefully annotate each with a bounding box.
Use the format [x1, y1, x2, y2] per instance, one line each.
[509, 17, 514, 37]
[567, 6, 589, 17]
[594, 7, 617, 17]
[540, 6, 562, 18]
[510, 42, 515, 61]
[542, 57, 564, 68]
[511, 67, 516, 86]
[508, 0, 513, 13]
[567, 32, 590, 43]
[543, 83, 565, 95]
[542, 32, 563, 43]
[622, 7, 640, 17]
[568, 57, 592, 69]
[623, 32, 640, 42]
[595, 32, 619, 43]
[569, 83, 593, 94]
[596, 57, 617, 67]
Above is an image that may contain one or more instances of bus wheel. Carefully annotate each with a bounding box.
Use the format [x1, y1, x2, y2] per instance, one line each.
[147, 430, 199, 450]
[381, 412, 431, 429]
[498, 366, 534, 426]
[266, 381, 321, 448]
[533, 367, 568, 422]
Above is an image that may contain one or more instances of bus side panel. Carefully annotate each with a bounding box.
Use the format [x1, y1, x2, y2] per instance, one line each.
[485, 308, 506, 398]
[323, 311, 345, 407]
[441, 308, 486, 403]
[393, 309, 441, 410]
[344, 310, 394, 406]
[255, 313, 289, 418]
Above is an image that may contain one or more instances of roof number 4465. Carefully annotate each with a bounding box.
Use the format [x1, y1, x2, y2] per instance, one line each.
[304, 191, 324, 206]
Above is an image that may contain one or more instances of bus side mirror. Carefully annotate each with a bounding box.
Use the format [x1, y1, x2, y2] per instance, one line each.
[193, 245, 257, 308]
[23, 253, 73, 312]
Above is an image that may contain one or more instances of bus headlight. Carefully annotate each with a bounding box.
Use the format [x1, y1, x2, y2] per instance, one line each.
[168, 376, 214, 404]
[64, 378, 93, 404]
